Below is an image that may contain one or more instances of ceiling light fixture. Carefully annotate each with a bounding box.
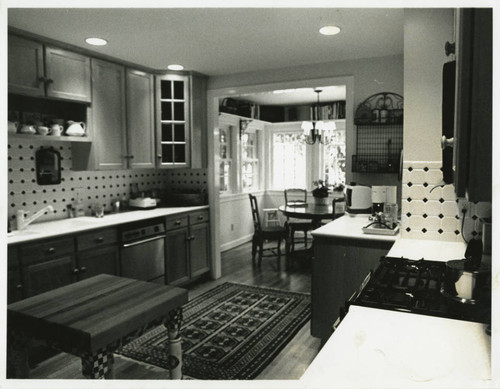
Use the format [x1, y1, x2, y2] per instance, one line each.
[167, 64, 184, 71]
[319, 25, 341, 36]
[301, 89, 336, 145]
[85, 37, 107, 46]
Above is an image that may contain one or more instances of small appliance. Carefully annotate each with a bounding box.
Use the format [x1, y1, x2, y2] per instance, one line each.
[371, 185, 397, 213]
[345, 184, 372, 214]
[129, 197, 157, 209]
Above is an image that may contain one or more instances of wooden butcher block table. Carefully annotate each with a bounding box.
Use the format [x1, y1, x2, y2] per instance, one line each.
[7, 274, 188, 379]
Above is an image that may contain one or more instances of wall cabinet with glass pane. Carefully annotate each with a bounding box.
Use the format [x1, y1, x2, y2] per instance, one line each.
[156, 74, 190, 168]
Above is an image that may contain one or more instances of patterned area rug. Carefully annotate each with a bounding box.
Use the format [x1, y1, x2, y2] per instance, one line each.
[118, 282, 311, 380]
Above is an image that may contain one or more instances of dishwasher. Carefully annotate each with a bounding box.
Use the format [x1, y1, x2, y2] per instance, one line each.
[120, 220, 166, 283]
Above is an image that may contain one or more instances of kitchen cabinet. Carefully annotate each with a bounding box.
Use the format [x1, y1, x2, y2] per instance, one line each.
[311, 236, 393, 344]
[189, 73, 208, 169]
[72, 63, 157, 170]
[19, 237, 77, 298]
[10, 227, 120, 299]
[126, 69, 156, 169]
[76, 228, 119, 280]
[155, 73, 208, 169]
[8, 247, 23, 304]
[86, 59, 127, 170]
[452, 9, 492, 202]
[8, 34, 91, 103]
[156, 74, 190, 168]
[165, 210, 210, 286]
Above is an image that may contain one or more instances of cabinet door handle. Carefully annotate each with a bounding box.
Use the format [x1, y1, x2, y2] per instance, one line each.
[80, 266, 87, 273]
[197, 215, 204, 220]
[175, 220, 181, 225]
[38, 76, 47, 84]
[445, 41, 455, 56]
[72, 268, 79, 274]
[157, 154, 162, 159]
[16, 284, 23, 290]
[46, 247, 56, 255]
[96, 237, 104, 243]
[187, 235, 195, 241]
[441, 135, 454, 150]
[45, 78, 54, 84]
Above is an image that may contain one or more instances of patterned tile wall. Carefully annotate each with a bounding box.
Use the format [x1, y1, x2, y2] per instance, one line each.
[7, 138, 207, 227]
[401, 161, 492, 242]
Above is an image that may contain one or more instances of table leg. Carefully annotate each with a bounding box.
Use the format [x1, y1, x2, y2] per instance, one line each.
[165, 307, 183, 379]
[7, 330, 30, 378]
[81, 346, 115, 379]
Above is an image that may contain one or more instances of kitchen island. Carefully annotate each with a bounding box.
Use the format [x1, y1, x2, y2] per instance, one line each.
[311, 214, 400, 343]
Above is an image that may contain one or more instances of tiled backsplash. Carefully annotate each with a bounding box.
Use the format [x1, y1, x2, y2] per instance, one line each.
[401, 161, 491, 242]
[8, 139, 207, 227]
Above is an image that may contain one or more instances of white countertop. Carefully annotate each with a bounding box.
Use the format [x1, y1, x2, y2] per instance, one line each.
[312, 213, 400, 242]
[302, 305, 493, 388]
[388, 238, 467, 262]
[6, 205, 209, 244]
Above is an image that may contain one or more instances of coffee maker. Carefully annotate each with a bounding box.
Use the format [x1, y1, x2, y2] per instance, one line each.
[372, 186, 398, 227]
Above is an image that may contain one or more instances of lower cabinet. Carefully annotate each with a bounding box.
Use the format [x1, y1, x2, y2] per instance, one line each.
[76, 228, 119, 280]
[166, 210, 210, 286]
[10, 228, 120, 299]
[7, 210, 210, 300]
[8, 247, 23, 304]
[311, 236, 394, 344]
[20, 237, 76, 298]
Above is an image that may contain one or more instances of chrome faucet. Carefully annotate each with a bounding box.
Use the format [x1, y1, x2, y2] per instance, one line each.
[16, 205, 54, 230]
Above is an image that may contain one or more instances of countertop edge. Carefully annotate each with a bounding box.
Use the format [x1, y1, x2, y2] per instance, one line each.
[7, 205, 209, 245]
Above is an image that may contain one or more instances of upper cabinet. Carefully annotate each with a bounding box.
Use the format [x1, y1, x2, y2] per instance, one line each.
[155, 73, 208, 169]
[8, 35, 91, 103]
[126, 69, 156, 169]
[156, 74, 190, 168]
[452, 9, 492, 202]
[72, 62, 157, 171]
[89, 59, 127, 170]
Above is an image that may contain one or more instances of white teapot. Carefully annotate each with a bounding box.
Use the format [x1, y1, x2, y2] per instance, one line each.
[66, 121, 86, 137]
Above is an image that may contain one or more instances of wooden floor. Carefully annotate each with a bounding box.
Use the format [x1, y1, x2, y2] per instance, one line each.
[28, 241, 321, 381]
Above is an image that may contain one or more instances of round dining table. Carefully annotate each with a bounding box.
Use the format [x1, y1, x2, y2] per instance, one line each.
[278, 202, 337, 229]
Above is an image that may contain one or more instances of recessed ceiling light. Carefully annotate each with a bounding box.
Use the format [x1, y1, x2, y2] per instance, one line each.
[85, 37, 107, 46]
[319, 25, 341, 36]
[168, 64, 184, 71]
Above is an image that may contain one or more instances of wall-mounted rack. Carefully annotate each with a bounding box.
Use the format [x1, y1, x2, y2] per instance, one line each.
[352, 92, 403, 173]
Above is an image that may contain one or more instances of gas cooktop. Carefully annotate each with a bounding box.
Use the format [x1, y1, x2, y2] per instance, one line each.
[349, 256, 491, 324]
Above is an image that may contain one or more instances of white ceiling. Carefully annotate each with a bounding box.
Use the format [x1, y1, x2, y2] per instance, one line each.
[8, 7, 404, 105]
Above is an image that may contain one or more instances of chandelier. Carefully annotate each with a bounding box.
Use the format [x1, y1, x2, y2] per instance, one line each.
[301, 89, 336, 145]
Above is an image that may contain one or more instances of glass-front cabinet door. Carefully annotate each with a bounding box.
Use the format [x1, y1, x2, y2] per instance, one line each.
[156, 74, 190, 168]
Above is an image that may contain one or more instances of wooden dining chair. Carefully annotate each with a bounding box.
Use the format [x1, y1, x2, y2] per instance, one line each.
[249, 194, 288, 268]
[284, 188, 314, 251]
[332, 196, 346, 220]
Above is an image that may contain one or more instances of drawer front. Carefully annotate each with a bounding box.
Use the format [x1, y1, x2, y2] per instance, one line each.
[77, 228, 118, 251]
[166, 215, 189, 230]
[189, 210, 210, 225]
[21, 237, 75, 265]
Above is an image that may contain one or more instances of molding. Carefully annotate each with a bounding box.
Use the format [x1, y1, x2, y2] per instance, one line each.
[8, 27, 207, 78]
[220, 234, 253, 252]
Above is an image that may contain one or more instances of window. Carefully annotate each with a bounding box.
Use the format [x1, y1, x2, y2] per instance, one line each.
[241, 132, 259, 192]
[218, 114, 262, 194]
[323, 127, 346, 186]
[219, 127, 232, 193]
[272, 132, 307, 188]
[270, 122, 346, 190]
